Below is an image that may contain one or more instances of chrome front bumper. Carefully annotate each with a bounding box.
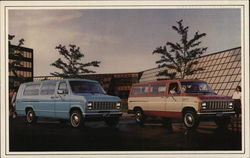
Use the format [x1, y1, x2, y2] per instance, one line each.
[82, 111, 123, 118]
[197, 111, 235, 117]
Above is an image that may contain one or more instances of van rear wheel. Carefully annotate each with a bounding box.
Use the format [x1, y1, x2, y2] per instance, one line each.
[135, 109, 144, 125]
[26, 109, 37, 124]
[70, 110, 83, 128]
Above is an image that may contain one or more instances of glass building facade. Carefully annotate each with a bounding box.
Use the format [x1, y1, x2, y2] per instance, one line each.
[140, 47, 241, 97]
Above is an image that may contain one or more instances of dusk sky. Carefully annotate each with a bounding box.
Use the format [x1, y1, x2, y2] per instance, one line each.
[9, 9, 241, 76]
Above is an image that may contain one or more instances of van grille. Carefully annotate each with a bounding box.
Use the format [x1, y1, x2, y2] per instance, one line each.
[205, 101, 232, 110]
[92, 101, 117, 110]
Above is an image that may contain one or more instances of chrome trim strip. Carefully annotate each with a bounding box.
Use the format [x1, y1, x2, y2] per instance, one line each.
[197, 111, 235, 115]
[82, 112, 123, 116]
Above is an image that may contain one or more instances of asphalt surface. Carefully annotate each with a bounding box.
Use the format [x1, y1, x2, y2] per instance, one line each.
[9, 114, 242, 151]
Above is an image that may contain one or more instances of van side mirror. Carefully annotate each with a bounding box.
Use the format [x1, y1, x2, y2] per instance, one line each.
[57, 90, 64, 94]
[58, 89, 68, 94]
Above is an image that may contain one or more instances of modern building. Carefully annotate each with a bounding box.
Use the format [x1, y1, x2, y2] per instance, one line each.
[140, 47, 241, 97]
[34, 47, 241, 100]
[9, 44, 33, 89]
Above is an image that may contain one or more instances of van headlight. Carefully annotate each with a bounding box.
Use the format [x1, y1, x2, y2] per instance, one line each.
[201, 102, 207, 109]
[228, 102, 233, 109]
[87, 102, 93, 110]
[116, 102, 121, 109]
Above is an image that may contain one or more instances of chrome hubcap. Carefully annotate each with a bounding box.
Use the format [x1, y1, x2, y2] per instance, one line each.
[136, 112, 142, 122]
[27, 112, 33, 122]
[185, 114, 194, 127]
[71, 113, 80, 127]
[74, 115, 79, 122]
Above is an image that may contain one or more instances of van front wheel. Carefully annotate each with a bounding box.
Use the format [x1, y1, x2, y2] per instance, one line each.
[183, 110, 199, 130]
[26, 109, 37, 124]
[70, 110, 83, 128]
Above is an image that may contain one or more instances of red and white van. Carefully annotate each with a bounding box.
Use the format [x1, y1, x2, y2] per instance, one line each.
[128, 79, 235, 130]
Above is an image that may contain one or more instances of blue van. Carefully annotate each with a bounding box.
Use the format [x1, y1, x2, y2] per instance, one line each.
[15, 79, 122, 128]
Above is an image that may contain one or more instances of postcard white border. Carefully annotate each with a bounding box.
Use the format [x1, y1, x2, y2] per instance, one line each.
[1, 1, 249, 158]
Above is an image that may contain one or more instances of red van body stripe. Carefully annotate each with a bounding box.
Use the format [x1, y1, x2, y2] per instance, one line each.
[143, 111, 182, 118]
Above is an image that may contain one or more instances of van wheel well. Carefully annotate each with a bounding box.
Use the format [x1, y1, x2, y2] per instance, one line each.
[133, 107, 143, 112]
[25, 107, 33, 113]
[182, 107, 196, 115]
[70, 107, 82, 114]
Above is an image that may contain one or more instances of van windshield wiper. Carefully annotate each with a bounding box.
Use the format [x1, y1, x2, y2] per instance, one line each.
[90, 91, 106, 95]
[75, 91, 105, 95]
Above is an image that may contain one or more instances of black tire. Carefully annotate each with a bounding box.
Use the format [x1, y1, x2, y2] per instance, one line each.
[70, 110, 83, 128]
[26, 108, 37, 124]
[183, 110, 199, 130]
[105, 117, 120, 127]
[135, 109, 144, 125]
[215, 116, 231, 129]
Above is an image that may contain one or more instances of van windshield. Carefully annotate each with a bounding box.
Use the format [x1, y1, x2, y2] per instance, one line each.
[181, 82, 214, 94]
[69, 81, 106, 94]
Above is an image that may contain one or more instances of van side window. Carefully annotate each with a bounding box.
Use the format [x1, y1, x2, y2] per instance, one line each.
[150, 84, 166, 95]
[168, 83, 180, 94]
[40, 83, 56, 95]
[23, 84, 40, 96]
[58, 82, 68, 94]
[131, 85, 148, 95]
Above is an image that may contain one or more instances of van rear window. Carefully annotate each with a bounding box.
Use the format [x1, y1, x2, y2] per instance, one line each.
[131, 85, 148, 95]
[23, 84, 40, 96]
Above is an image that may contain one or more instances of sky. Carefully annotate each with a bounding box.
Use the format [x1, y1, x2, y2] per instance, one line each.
[9, 9, 241, 76]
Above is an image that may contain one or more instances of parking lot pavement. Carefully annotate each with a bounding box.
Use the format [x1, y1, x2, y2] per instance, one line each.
[9, 115, 242, 151]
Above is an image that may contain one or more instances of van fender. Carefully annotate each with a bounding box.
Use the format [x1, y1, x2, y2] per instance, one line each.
[69, 104, 84, 114]
[133, 106, 143, 112]
[24, 105, 35, 111]
[182, 106, 198, 114]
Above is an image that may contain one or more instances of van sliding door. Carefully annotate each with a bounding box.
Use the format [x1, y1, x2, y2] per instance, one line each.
[38, 82, 57, 118]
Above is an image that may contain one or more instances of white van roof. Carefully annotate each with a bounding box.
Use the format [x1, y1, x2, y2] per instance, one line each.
[21, 78, 98, 85]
